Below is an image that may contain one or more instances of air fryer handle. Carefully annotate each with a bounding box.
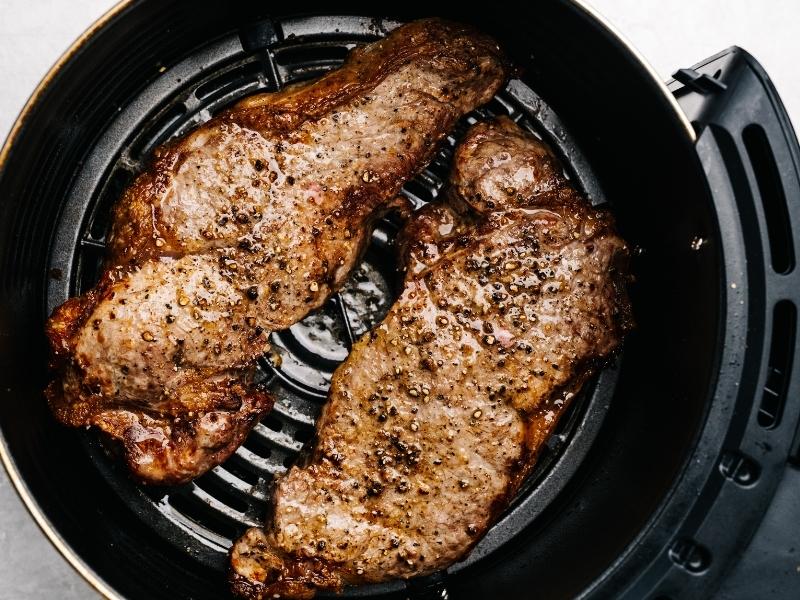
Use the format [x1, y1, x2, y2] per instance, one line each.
[662, 48, 800, 599]
[669, 47, 800, 283]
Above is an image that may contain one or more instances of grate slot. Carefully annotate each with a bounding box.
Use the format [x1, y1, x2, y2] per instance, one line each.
[73, 246, 105, 298]
[194, 472, 253, 514]
[418, 169, 445, 194]
[156, 498, 232, 549]
[241, 428, 272, 459]
[194, 470, 270, 528]
[234, 446, 285, 477]
[168, 489, 245, 540]
[757, 300, 796, 428]
[292, 427, 314, 444]
[188, 485, 257, 526]
[251, 421, 304, 453]
[262, 414, 284, 432]
[128, 103, 188, 161]
[426, 154, 453, 182]
[485, 94, 523, 120]
[270, 395, 320, 427]
[195, 60, 265, 102]
[274, 41, 355, 83]
[88, 167, 133, 241]
[401, 187, 430, 209]
[403, 179, 438, 205]
[260, 356, 329, 401]
[216, 460, 264, 491]
[274, 42, 353, 67]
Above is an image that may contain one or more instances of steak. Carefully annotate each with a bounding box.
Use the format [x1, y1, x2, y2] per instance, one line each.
[45, 19, 509, 484]
[229, 116, 633, 598]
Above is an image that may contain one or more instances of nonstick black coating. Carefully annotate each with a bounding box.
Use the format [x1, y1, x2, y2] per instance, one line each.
[0, 2, 741, 599]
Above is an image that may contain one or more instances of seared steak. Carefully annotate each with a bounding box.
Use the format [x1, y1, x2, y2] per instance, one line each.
[229, 117, 633, 598]
[45, 19, 509, 484]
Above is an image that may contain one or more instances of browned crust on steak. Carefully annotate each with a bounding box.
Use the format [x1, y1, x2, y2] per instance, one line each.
[230, 529, 341, 600]
[229, 117, 632, 597]
[107, 19, 510, 265]
[220, 19, 511, 133]
[92, 386, 271, 485]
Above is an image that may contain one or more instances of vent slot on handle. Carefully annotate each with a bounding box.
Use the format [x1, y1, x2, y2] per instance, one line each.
[758, 300, 796, 429]
[743, 124, 795, 274]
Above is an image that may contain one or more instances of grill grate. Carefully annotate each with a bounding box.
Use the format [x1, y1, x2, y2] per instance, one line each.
[47, 15, 617, 593]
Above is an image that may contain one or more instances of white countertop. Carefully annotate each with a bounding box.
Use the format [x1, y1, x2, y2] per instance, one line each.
[1, 1, 798, 597]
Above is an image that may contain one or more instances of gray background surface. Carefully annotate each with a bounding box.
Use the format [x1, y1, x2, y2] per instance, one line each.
[1, 1, 798, 598]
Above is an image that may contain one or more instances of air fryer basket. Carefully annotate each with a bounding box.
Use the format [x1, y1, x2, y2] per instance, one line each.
[0, 2, 798, 600]
[47, 20, 620, 587]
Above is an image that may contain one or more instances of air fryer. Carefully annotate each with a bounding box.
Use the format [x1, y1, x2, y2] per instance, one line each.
[0, 2, 798, 599]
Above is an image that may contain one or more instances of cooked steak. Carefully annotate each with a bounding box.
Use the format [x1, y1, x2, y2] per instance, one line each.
[229, 116, 633, 599]
[45, 19, 509, 485]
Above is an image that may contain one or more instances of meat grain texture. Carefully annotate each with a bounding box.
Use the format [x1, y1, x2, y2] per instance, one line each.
[230, 117, 633, 599]
[45, 19, 510, 484]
